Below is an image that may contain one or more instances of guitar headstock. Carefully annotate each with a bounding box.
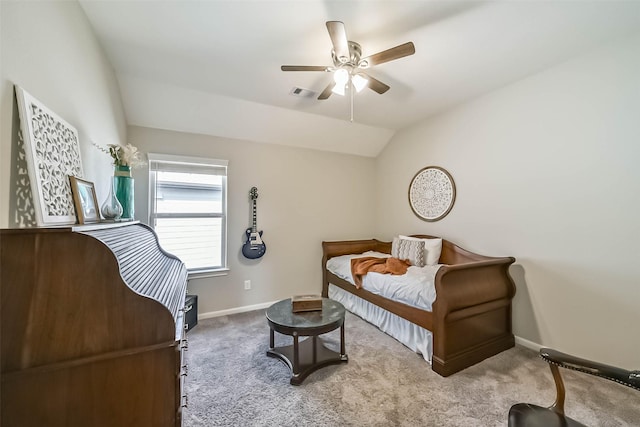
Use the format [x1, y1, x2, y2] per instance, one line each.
[249, 187, 258, 200]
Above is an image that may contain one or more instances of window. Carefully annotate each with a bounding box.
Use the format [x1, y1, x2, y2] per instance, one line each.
[148, 153, 228, 275]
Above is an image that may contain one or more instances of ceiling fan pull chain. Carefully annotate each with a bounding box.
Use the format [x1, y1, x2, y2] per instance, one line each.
[350, 80, 354, 122]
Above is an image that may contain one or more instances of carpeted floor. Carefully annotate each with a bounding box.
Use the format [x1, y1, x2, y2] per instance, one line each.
[183, 309, 639, 426]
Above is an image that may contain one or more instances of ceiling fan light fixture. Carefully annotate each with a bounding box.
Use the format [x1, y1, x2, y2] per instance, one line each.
[281, 21, 416, 117]
[331, 83, 346, 96]
[352, 73, 369, 92]
[331, 68, 349, 96]
[333, 68, 349, 85]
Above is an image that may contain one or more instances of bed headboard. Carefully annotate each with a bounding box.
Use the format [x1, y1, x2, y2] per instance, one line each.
[321, 239, 390, 259]
[322, 236, 503, 266]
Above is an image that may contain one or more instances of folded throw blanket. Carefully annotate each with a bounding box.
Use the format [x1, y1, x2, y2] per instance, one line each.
[350, 256, 412, 289]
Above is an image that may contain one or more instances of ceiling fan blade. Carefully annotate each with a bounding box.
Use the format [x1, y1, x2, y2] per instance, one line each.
[326, 21, 350, 63]
[318, 82, 335, 100]
[281, 65, 329, 72]
[360, 42, 415, 67]
[365, 74, 390, 94]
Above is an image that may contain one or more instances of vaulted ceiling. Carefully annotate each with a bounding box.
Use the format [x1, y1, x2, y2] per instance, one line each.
[79, 1, 640, 157]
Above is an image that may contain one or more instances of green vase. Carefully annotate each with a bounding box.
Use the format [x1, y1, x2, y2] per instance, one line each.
[114, 165, 134, 219]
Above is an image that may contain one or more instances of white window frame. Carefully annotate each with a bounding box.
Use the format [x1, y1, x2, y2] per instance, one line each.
[148, 153, 228, 278]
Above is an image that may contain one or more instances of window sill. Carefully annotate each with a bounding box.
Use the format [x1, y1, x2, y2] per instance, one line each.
[188, 268, 229, 280]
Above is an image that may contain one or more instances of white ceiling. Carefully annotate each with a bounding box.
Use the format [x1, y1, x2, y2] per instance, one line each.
[79, 1, 640, 157]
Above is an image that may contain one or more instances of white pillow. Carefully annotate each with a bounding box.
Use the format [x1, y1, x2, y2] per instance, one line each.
[391, 237, 425, 267]
[399, 235, 442, 265]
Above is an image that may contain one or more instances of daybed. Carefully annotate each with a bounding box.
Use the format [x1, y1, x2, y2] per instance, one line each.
[322, 235, 516, 377]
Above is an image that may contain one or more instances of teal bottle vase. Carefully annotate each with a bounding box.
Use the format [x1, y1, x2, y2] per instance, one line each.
[114, 165, 134, 219]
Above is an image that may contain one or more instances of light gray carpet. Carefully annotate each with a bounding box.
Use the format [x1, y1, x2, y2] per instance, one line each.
[183, 310, 639, 426]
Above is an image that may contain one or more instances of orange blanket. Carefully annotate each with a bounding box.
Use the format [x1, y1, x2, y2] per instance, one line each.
[350, 257, 411, 289]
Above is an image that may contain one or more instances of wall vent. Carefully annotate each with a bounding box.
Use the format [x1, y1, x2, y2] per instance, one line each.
[289, 87, 316, 98]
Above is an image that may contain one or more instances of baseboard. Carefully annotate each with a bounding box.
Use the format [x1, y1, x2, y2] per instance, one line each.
[199, 307, 546, 354]
[198, 300, 279, 320]
[514, 335, 542, 352]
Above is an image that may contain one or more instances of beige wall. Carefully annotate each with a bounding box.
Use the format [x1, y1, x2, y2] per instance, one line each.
[0, 0, 375, 321]
[375, 33, 640, 369]
[0, 1, 127, 228]
[3, 0, 638, 369]
[129, 126, 376, 314]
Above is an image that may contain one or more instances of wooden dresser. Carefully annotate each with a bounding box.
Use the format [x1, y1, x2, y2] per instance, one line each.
[0, 222, 188, 427]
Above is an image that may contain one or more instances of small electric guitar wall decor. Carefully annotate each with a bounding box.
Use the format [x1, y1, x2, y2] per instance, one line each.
[242, 187, 266, 259]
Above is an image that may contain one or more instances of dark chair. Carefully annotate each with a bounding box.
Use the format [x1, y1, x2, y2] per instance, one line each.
[508, 347, 640, 427]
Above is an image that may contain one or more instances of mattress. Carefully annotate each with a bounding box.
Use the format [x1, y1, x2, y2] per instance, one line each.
[326, 251, 441, 362]
[325, 251, 440, 311]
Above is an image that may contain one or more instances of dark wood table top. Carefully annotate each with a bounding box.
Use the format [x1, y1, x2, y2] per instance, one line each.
[266, 298, 345, 336]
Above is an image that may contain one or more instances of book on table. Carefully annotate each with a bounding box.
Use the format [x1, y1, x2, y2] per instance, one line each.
[291, 294, 322, 312]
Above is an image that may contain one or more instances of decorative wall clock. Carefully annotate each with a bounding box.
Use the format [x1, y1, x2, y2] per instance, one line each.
[408, 166, 456, 222]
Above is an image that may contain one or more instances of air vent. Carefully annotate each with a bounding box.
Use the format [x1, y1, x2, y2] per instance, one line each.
[289, 87, 317, 98]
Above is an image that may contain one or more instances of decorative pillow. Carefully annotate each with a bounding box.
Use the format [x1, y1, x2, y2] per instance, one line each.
[391, 237, 426, 267]
[399, 235, 442, 266]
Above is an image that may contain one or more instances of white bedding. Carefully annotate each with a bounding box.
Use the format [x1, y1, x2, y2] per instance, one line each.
[325, 251, 440, 311]
[329, 284, 434, 363]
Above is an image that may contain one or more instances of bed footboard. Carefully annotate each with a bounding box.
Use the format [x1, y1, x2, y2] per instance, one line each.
[431, 258, 516, 376]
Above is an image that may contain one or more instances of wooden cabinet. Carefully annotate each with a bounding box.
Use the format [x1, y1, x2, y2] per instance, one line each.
[0, 222, 188, 427]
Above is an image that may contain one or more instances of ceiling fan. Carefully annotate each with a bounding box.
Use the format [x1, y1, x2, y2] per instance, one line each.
[281, 21, 415, 101]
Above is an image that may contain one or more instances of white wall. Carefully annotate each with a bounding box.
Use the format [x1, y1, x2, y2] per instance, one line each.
[375, 32, 640, 369]
[129, 126, 376, 315]
[0, 1, 127, 228]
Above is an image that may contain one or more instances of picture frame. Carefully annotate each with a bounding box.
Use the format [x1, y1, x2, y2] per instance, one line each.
[408, 166, 456, 222]
[69, 176, 100, 224]
[15, 85, 84, 226]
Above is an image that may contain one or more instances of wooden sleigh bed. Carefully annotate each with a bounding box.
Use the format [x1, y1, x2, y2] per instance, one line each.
[322, 235, 516, 377]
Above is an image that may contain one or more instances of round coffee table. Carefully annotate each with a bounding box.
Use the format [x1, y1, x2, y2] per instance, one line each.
[265, 298, 348, 385]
